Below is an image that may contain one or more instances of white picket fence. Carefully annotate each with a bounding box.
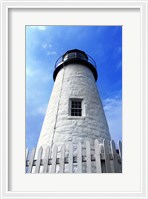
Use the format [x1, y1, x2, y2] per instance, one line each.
[26, 139, 122, 173]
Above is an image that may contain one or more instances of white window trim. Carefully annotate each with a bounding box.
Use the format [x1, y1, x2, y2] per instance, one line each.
[68, 98, 85, 119]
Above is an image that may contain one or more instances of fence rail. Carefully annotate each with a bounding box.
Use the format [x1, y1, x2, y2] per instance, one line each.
[26, 139, 122, 173]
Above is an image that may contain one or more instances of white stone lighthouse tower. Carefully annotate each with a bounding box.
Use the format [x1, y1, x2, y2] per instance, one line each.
[37, 49, 111, 151]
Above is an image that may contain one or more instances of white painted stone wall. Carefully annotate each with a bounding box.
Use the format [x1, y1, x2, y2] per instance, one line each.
[37, 63, 111, 153]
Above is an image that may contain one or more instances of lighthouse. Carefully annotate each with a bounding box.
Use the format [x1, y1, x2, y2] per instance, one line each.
[37, 49, 111, 152]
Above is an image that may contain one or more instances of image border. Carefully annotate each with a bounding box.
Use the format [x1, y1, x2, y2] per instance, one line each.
[0, 1, 147, 199]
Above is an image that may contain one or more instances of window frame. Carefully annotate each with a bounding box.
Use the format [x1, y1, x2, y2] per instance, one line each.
[69, 98, 83, 117]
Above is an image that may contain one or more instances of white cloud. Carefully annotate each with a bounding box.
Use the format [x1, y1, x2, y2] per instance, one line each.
[26, 67, 40, 77]
[42, 43, 52, 49]
[26, 67, 36, 77]
[104, 96, 121, 116]
[35, 104, 48, 116]
[28, 26, 47, 31]
[42, 44, 47, 49]
[26, 62, 53, 86]
[38, 26, 46, 31]
[103, 95, 122, 142]
[47, 51, 57, 56]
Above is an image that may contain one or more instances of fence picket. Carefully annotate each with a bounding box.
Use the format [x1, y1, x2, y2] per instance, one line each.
[51, 145, 57, 173]
[110, 140, 119, 173]
[43, 146, 50, 173]
[26, 148, 29, 161]
[77, 142, 82, 173]
[118, 140, 122, 172]
[68, 143, 73, 173]
[60, 144, 65, 173]
[26, 148, 29, 173]
[35, 147, 43, 173]
[26, 139, 122, 173]
[118, 140, 122, 160]
[28, 148, 36, 173]
[86, 141, 91, 173]
[103, 140, 111, 173]
[95, 139, 101, 173]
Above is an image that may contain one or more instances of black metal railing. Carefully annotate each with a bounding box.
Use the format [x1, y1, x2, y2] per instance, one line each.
[55, 53, 97, 69]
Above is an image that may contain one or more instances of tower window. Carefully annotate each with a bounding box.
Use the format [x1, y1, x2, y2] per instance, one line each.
[70, 99, 82, 116]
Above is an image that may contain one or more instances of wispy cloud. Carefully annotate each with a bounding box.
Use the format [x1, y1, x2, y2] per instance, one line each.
[26, 102, 48, 117]
[32, 104, 48, 116]
[103, 95, 121, 116]
[48, 44, 52, 48]
[38, 26, 46, 31]
[28, 26, 47, 31]
[26, 67, 39, 77]
[26, 63, 52, 83]
[42, 44, 48, 49]
[103, 94, 122, 141]
[26, 64, 53, 108]
[116, 60, 122, 70]
[42, 43, 52, 49]
[113, 46, 122, 71]
[47, 51, 57, 56]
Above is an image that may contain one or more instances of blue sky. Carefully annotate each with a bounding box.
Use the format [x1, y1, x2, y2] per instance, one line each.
[26, 26, 122, 149]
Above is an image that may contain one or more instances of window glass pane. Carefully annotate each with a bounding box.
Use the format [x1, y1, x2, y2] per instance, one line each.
[70, 99, 82, 116]
[68, 52, 75, 59]
[77, 52, 88, 61]
[78, 110, 81, 116]
[78, 102, 81, 108]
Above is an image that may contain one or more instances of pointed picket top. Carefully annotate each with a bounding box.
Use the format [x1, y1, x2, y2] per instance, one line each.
[94, 139, 101, 173]
[110, 140, 116, 157]
[68, 142, 73, 173]
[26, 148, 29, 160]
[60, 144, 65, 173]
[26, 139, 122, 173]
[28, 147, 36, 173]
[43, 146, 50, 173]
[51, 145, 58, 173]
[77, 142, 82, 173]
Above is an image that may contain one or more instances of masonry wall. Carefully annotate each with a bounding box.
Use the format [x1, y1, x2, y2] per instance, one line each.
[37, 63, 111, 154]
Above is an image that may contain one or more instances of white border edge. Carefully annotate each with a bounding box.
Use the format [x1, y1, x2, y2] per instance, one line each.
[1, 1, 147, 199]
